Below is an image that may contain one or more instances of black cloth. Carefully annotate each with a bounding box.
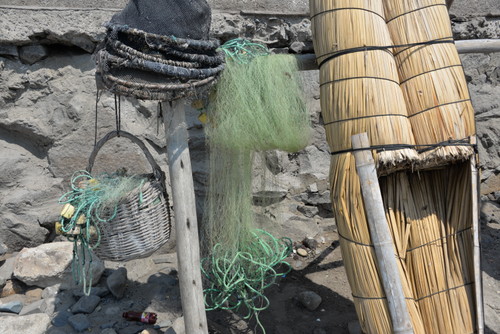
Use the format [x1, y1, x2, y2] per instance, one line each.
[110, 0, 212, 40]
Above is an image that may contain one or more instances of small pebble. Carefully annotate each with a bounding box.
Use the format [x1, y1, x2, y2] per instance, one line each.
[297, 248, 308, 257]
[140, 329, 158, 334]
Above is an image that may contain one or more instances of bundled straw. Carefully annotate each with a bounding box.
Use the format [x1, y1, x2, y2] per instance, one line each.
[384, 0, 476, 167]
[380, 163, 475, 334]
[310, 0, 418, 171]
[310, 1, 423, 332]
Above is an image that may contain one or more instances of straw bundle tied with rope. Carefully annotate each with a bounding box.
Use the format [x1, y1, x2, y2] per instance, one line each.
[384, 0, 476, 167]
[310, 0, 422, 331]
[310, 0, 418, 172]
[310, 0, 478, 333]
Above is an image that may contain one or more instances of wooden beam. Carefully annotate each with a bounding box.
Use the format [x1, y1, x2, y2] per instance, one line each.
[456, 39, 500, 54]
[163, 100, 208, 334]
[470, 136, 485, 334]
[352, 133, 414, 334]
[297, 39, 500, 71]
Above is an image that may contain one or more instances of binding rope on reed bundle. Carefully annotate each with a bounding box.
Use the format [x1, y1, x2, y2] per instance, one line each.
[201, 38, 312, 332]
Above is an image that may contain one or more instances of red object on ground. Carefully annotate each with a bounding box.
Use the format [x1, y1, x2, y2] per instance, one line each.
[122, 311, 158, 324]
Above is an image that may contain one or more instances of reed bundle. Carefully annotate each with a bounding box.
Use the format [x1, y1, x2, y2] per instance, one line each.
[330, 153, 427, 333]
[310, 1, 478, 333]
[380, 163, 476, 334]
[384, 0, 476, 166]
[310, 0, 418, 171]
[310, 1, 421, 331]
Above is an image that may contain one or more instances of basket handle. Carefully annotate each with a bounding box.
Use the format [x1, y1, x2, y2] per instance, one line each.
[87, 130, 165, 184]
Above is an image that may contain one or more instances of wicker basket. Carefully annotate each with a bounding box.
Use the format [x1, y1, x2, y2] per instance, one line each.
[87, 130, 171, 262]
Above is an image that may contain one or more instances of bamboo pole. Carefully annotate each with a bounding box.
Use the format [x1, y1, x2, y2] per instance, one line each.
[352, 133, 414, 334]
[470, 136, 484, 334]
[163, 100, 208, 334]
[296, 39, 500, 71]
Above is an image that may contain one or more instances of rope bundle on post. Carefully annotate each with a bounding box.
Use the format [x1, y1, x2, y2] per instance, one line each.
[96, 24, 225, 101]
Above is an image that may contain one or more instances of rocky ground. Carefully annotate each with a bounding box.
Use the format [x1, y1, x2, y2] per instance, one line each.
[0, 210, 498, 334]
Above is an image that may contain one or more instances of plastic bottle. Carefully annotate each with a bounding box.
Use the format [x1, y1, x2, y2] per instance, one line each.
[122, 311, 157, 324]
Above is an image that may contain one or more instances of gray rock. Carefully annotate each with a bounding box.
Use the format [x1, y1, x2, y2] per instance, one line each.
[118, 324, 145, 334]
[51, 310, 73, 327]
[71, 295, 101, 314]
[156, 319, 173, 328]
[74, 286, 109, 297]
[101, 329, 118, 334]
[348, 321, 362, 334]
[298, 205, 319, 218]
[0, 313, 50, 334]
[104, 305, 121, 316]
[13, 242, 105, 289]
[0, 243, 6, 256]
[0, 300, 23, 314]
[42, 284, 61, 299]
[302, 237, 319, 250]
[290, 41, 306, 53]
[481, 201, 500, 224]
[313, 328, 327, 334]
[171, 316, 185, 334]
[100, 321, 117, 329]
[0, 256, 16, 287]
[107, 267, 128, 299]
[0, 45, 17, 58]
[19, 299, 45, 316]
[297, 290, 322, 311]
[19, 45, 49, 65]
[42, 296, 57, 316]
[68, 313, 91, 332]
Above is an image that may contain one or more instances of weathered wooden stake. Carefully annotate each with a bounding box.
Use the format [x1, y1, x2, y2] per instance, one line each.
[163, 100, 208, 334]
[352, 133, 414, 334]
[470, 136, 484, 334]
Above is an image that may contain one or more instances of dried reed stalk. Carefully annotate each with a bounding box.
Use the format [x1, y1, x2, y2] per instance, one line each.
[311, 0, 418, 169]
[380, 163, 476, 334]
[330, 153, 426, 333]
[384, 0, 476, 166]
[310, 1, 421, 331]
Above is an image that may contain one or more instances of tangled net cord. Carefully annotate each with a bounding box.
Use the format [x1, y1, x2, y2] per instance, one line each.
[58, 171, 145, 295]
[219, 38, 270, 64]
[202, 230, 293, 332]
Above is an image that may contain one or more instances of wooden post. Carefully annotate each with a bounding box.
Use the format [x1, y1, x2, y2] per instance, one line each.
[470, 136, 484, 334]
[163, 100, 208, 334]
[352, 133, 414, 334]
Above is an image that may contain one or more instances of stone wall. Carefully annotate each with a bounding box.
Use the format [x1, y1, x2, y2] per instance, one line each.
[0, 1, 499, 253]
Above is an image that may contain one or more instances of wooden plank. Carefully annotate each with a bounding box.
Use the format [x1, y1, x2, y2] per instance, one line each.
[163, 100, 208, 334]
[352, 133, 414, 334]
[470, 136, 485, 334]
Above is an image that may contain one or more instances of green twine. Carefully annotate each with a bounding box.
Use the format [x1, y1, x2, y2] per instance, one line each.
[58, 170, 146, 295]
[202, 230, 292, 332]
[220, 38, 270, 64]
[202, 39, 312, 332]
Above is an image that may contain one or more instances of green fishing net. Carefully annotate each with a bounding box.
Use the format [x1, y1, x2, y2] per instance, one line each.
[58, 171, 147, 294]
[201, 39, 312, 330]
